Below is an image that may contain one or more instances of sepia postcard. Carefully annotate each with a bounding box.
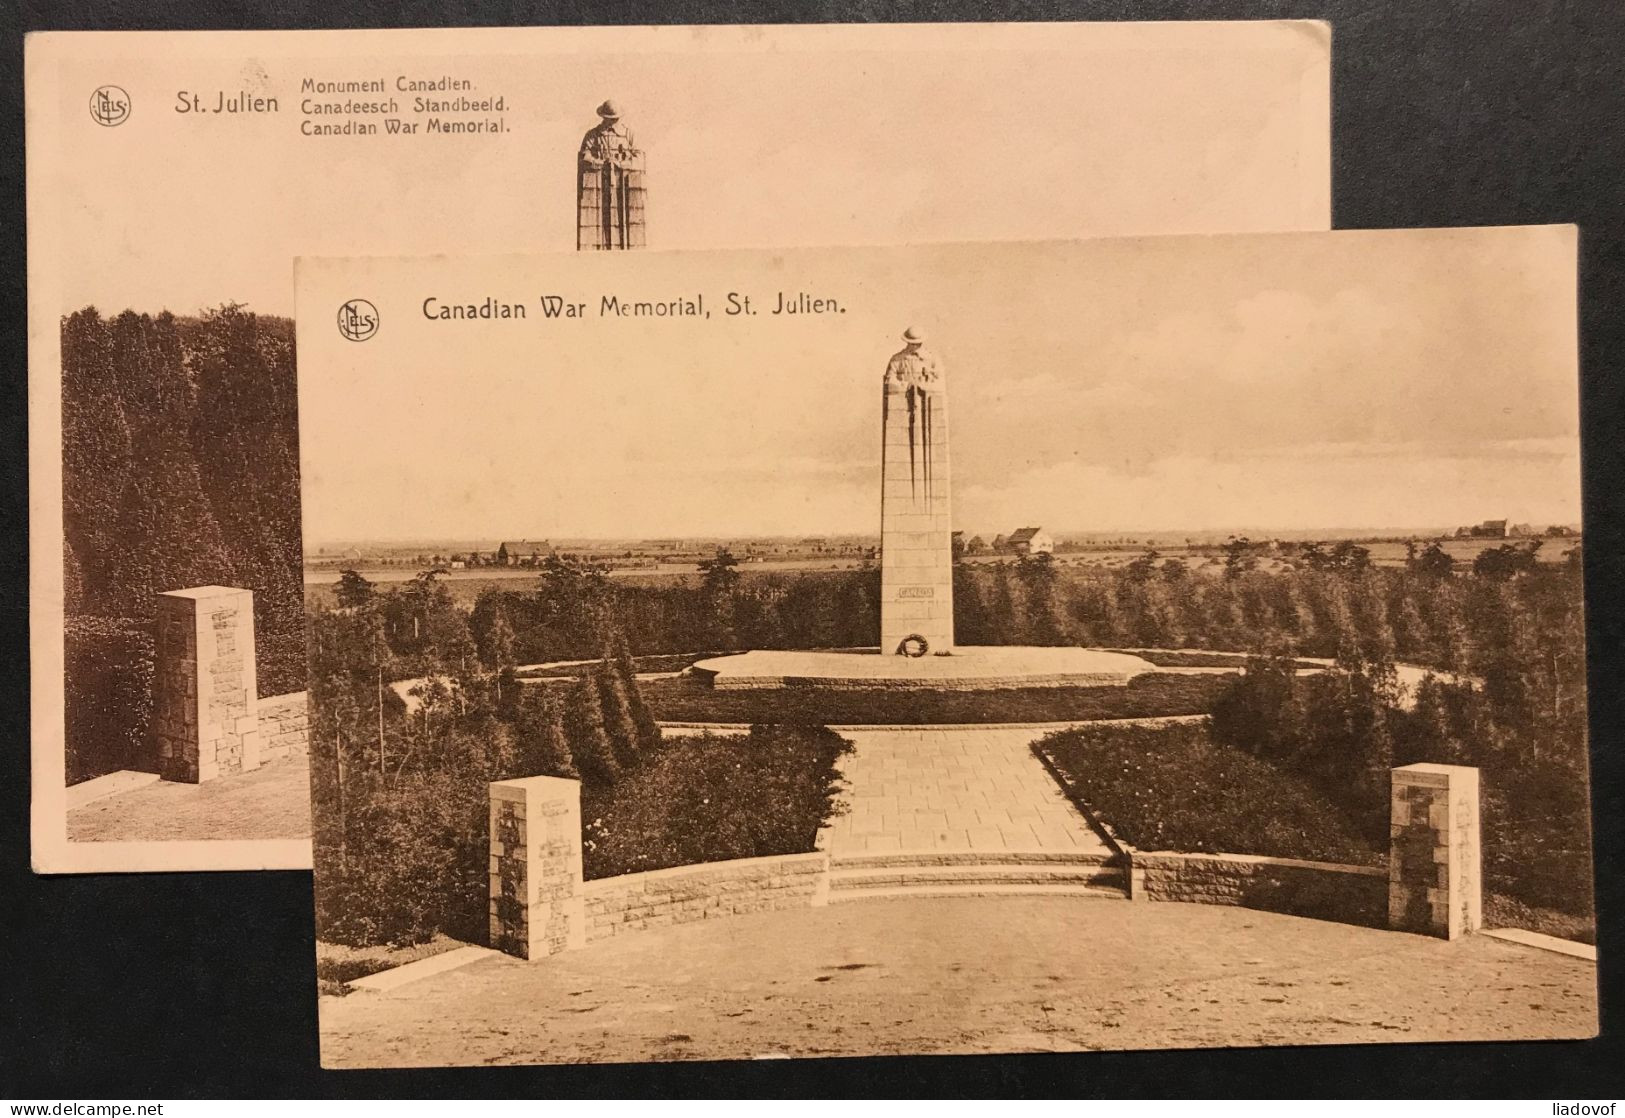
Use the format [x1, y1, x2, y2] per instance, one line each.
[295, 227, 1593, 1065]
[25, 21, 1332, 873]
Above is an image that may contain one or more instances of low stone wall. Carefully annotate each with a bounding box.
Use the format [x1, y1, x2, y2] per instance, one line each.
[1131, 851, 1388, 927]
[581, 852, 829, 942]
[709, 673, 1133, 692]
[256, 691, 310, 763]
[1035, 739, 1479, 937]
[663, 715, 1209, 738]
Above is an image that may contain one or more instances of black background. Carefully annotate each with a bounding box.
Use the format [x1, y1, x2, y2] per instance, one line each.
[2, 0, 1622, 1099]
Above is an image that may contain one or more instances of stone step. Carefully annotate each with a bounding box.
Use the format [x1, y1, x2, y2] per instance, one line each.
[830, 864, 1124, 890]
[828, 883, 1128, 904]
[830, 849, 1120, 871]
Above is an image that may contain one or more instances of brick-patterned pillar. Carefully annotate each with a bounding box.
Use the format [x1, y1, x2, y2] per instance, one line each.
[1389, 763, 1481, 939]
[489, 776, 586, 960]
[152, 586, 259, 783]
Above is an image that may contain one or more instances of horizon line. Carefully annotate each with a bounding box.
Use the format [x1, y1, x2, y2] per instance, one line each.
[306, 522, 1584, 551]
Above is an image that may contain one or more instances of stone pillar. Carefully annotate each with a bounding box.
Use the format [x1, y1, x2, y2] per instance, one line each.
[1389, 763, 1481, 939]
[490, 775, 587, 960]
[152, 586, 259, 783]
[880, 328, 954, 656]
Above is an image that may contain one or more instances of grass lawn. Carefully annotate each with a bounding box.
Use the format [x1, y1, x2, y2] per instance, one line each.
[315, 933, 468, 996]
[1485, 893, 1597, 945]
[634, 671, 1231, 725]
[1037, 721, 1596, 944]
[1037, 720, 1380, 865]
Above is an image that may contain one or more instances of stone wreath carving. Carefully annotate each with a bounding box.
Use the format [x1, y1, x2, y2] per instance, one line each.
[896, 634, 930, 658]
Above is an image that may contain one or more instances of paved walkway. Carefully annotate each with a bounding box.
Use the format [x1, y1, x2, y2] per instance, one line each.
[319, 897, 1598, 1066]
[66, 753, 312, 842]
[819, 726, 1114, 856]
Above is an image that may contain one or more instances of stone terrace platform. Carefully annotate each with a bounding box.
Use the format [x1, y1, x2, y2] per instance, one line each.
[319, 896, 1598, 1066]
[691, 646, 1155, 691]
[66, 752, 312, 842]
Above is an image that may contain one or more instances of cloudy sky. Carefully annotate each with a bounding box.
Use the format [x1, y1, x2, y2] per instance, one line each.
[296, 226, 1579, 544]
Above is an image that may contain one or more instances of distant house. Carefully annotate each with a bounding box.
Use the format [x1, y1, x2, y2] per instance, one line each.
[1455, 519, 1509, 539]
[965, 535, 988, 555]
[1007, 527, 1054, 556]
[498, 539, 553, 566]
[990, 533, 1009, 553]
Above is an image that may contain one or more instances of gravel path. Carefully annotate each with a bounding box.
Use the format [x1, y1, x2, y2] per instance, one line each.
[67, 753, 311, 842]
[320, 896, 1596, 1067]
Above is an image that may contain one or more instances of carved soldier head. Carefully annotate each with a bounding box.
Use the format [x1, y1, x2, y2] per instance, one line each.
[901, 326, 924, 350]
[596, 100, 622, 123]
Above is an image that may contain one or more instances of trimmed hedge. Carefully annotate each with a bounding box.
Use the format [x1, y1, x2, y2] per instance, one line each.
[64, 618, 154, 785]
[64, 612, 307, 785]
[633, 672, 1230, 726]
[515, 651, 722, 679]
[1038, 720, 1379, 865]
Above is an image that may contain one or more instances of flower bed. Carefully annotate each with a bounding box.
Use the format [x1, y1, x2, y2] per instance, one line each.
[580, 725, 851, 880]
[1036, 720, 1379, 865]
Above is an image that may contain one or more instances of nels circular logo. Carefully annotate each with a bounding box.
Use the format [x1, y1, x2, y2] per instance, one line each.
[338, 299, 379, 342]
[89, 85, 131, 127]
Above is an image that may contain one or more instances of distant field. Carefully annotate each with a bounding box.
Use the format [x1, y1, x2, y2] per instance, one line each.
[302, 556, 876, 584]
[303, 562, 868, 610]
[305, 557, 869, 589]
[304, 534, 1579, 607]
[1333, 537, 1574, 567]
[997, 536, 1577, 571]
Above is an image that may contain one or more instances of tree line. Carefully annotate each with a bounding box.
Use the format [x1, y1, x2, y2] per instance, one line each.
[344, 548, 1588, 816]
[1211, 649, 1591, 919]
[311, 571, 666, 944]
[314, 540, 1590, 936]
[341, 551, 1586, 792]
